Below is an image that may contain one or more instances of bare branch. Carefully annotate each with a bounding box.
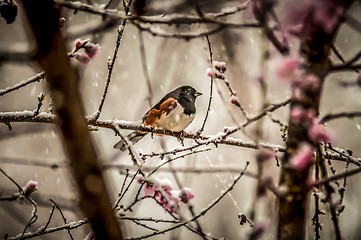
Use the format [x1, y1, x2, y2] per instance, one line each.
[197, 35, 214, 135]
[0, 71, 46, 96]
[7, 219, 88, 240]
[20, 0, 124, 238]
[90, 0, 133, 121]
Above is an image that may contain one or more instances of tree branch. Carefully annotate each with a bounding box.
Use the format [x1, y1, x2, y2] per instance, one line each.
[20, 0, 123, 239]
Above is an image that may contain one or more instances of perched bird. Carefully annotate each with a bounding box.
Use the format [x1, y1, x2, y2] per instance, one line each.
[114, 86, 202, 151]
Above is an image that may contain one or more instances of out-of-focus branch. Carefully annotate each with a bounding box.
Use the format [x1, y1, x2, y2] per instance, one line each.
[252, 0, 289, 55]
[20, 0, 123, 239]
[54, 0, 260, 40]
[0, 50, 33, 63]
[320, 111, 361, 124]
[55, 0, 252, 25]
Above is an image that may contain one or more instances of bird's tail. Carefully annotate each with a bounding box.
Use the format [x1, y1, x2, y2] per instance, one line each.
[113, 131, 147, 151]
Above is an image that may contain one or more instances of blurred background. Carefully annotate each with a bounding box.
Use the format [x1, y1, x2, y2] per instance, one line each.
[1, 0, 361, 239]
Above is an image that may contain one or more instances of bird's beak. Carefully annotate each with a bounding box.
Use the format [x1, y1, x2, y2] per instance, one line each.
[195, 91, 202, 97]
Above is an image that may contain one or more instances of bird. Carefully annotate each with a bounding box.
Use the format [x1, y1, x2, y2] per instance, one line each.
[114, 86, 202, 151]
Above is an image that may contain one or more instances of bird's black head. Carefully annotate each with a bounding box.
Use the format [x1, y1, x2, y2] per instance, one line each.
[177, 86, 202, 103]
[171, 86, 202, 115]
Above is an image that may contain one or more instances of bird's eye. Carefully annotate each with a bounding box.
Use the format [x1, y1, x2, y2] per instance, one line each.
[188, 89, 192, 93]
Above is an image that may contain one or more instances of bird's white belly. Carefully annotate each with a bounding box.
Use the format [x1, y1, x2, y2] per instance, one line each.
[156, 104, 195, 131]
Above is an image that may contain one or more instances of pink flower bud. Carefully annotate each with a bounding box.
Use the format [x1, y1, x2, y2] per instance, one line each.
[313, 2, 344, 33]
[23, 180, 38, 195]
[308, 120, 332, 143]
[302, 74, 320, 91]
[74, 53, 90, 64]
[84, 43, 101, 59]
[276, 57, 300, 80]
[230, 95, 239, 105]
[59, 17, 65, 28]
[290, 143, 314, 170]
[290, 106, 305, 124]
[179, 187, 194, 204]
[144, 182, 157, 196]
[206, 67, 217, 77]
[75, 39, 82, 49]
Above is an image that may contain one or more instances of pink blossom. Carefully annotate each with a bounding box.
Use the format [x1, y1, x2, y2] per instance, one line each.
[206, 67, 217, 77]
[74, 53, 90, 64]
[290, 143, 314, 170]
[230, 95, 239, 105]
[144, 182, 157, 196]
[290, 106, 305, 124]
[164, 192, 180, 213]
[302, 74, 320, 91]
[178, 187, 194, 204]
[157, 190, 179, 213]
[280, 2, 310, 38]
[313, 1, 344, 33]
[75, 39, 83, 49]
[276, 57, 300, 80]
[23, 180, 38, 195]
[305, 109, 316, 123]
[158, 178, 173, 195]
[84, 43, 101, 59]
[308, 120, 332, 143]
[140, 178, 180, 213]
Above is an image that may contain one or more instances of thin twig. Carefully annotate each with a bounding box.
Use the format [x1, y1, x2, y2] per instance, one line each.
[119, 216, 180, 223]
[131, 219, 159, 232]
[7, 219, 88, 240]
[50, 199, 74, 240]
[197, 34, 214, 135]
[0, 168, 38, 238]
[90, 0, 133, 121]
[314, 166, 361, 187]
[316, 146, 342, 240]
[112, 169, 142, 210]
[0, 72, 46, 96]
[42, 203, 57, 232]
[147, 148, 211, 176]
[135, 22, 260, 39]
